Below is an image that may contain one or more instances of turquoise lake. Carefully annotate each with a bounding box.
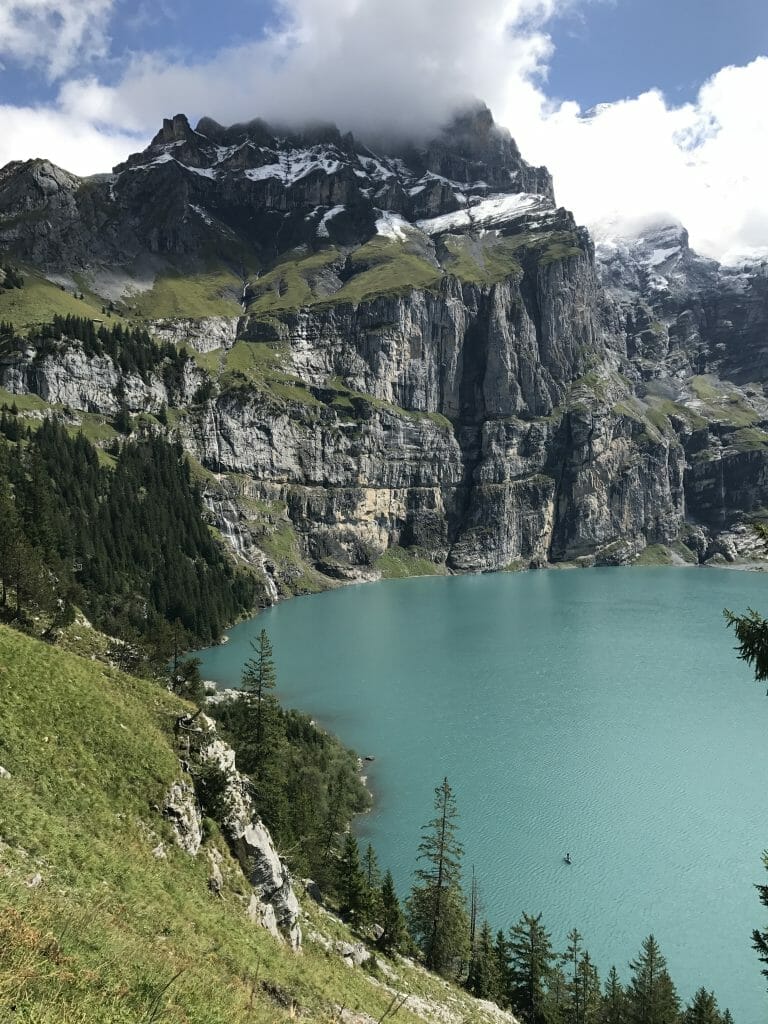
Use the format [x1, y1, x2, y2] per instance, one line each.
[195, 567, 768, 1022]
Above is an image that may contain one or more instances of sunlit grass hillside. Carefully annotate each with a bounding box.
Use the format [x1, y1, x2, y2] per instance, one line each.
[0, 624, 514, 1024]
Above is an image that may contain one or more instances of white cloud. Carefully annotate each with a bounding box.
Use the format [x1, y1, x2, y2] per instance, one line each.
[510, 57, 768, 262]
[59, 0, 564, 139]
[0, 103, 142, 176]
[0, 0, 765, 262]
[0, 0, 114, 79]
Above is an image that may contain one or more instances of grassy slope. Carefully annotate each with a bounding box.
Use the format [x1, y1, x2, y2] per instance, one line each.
[0, 270, 115, 332]
[0, 264, 243, 328]
[246, 229, 583, 320]
[0, 224, 582, 331]
[0, 625, 504, 1024]
[127, 269, 244, 319]
[375, 546, 448, 579]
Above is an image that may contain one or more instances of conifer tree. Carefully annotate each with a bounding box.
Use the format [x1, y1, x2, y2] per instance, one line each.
[407, 777, 469, 976]
[507, 911, 557, 1024]
[337, 831, 367, 923]
[494, 928, 512, 1006]
[361, 842, 382, 927]
[626, 935, 679, 1024]
[724, 524, 768, 679]
[171, 656, 206, 705]
[545, 965, 568, 1024]
[467, 919, 500, 1001]
[322, 767, 346, 860]
[751, 849, 768, 984]
[563, 928, 585, 1024]
[363, 842, 381, 890]
[681, 988, 724, 1024]
[600, 966, 628, 1024]
[578, 951, 602, 1024]
[240, 628, 279, 770]
[379, 869, 407, 953]
[0, 477, 22, 607]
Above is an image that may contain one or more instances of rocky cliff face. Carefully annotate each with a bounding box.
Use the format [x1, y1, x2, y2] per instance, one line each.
[168, 712, 302, 948]
[0, 106, 766, 595]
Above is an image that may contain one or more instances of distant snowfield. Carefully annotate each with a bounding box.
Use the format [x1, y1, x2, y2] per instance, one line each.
[416, 192, 550, 235]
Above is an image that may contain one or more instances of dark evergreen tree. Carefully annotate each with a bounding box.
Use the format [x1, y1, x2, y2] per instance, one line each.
[2, 314, 192, 385]
[563, 928, 585, 1024]
[0, 476, 22, 607]
[600, 966, 628, 1024]
[212, 698, 370, 885]
[113, 403, 132, 435]
[171, 656, 206, 705]
[467, 919, 500, 1001]
[626, 935, 679, 1024]
[578, 952, 602, 1024]
[724, 524, 768, 678]
[753, 842, 768, 984]
[379, 869, 407, 953]
[321, 764, 356, 881]
[361, 842, 382, 928]
[239, 629, 279, 771]
[1, 264, 24, 289]
[494, 928, 512, 1007]
[507, 912, 557, 1024]
[337, 831, 367, 923]
[545, 965, 569, 1024]
[0, 425, 255, 647]
[407, 777, 469, 976]
[681, 988, 723, 1024]
[363, 842, 381, 891]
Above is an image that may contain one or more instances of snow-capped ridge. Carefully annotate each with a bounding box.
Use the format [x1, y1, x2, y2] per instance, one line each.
[417, 192, 551, 236]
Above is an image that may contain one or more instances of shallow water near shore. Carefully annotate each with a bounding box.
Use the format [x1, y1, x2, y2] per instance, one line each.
[196, 567, 768, 1022]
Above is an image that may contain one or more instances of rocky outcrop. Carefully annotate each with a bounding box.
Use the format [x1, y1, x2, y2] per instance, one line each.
[192, 719, 301, 948]
[150, 316, 241, 353]
[161, 713, 301, 947]
[162, 780, 203, 855]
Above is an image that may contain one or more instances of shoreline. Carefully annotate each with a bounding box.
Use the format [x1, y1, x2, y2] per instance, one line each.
[207, 552, 768, 650]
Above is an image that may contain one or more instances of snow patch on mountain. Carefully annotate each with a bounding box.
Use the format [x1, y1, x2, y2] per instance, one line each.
[417, 192, 549, 235]
[316, 206, 345, 238]
[243, 150, 341, 186]
[375, 211, 416, 241]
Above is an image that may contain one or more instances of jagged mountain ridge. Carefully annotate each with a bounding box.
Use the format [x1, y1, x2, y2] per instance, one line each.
[0, 105, 767, 594]
[0, 104, 554, 278]
[595, 220, 768, 386]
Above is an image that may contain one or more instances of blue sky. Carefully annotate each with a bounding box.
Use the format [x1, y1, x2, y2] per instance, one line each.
[547, 0, 768, 108]
[0, 0, 766, 261]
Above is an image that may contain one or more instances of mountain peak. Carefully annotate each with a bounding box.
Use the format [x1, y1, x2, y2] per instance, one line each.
[152, 113, 196, 147]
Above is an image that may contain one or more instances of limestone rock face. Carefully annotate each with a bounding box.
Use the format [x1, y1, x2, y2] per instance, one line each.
[149, 316, 241, 353]
[1, 348, 169, 414]
[197, 726, 302, 949]
[1, 109, 766, 575]
[162, 780, 203, 855]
